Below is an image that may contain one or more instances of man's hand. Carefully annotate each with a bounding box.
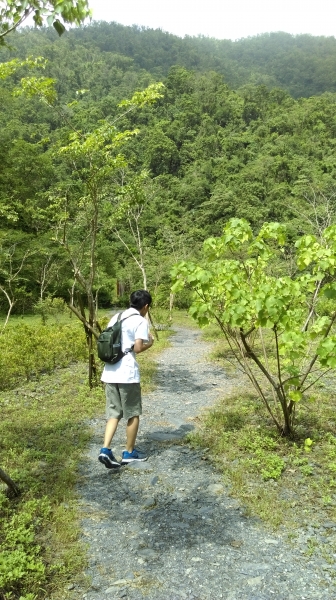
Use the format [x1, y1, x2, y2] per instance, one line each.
[134, 334, 154, 354]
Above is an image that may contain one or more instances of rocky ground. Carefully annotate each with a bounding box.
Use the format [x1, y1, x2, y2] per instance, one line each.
[75, 327, 336, 599]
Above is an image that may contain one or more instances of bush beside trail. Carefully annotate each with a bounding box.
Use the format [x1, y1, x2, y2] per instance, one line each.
[0, 322, 88, 390]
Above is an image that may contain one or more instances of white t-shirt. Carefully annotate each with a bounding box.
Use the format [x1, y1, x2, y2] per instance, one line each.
[101, 307, 149, 384]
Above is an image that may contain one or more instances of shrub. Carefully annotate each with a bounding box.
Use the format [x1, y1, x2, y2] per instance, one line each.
[33, 297, 67, 324]
[172, 218, 336, 436]
[0, 497, 50, 598]
[0, 322, 88, 390]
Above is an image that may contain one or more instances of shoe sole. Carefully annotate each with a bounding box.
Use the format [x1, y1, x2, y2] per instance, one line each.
[98, 454, 120, 469]
[121, 457, 148, 465]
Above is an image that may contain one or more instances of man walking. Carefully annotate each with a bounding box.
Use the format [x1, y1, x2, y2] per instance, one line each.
[98, 289, 154, 468]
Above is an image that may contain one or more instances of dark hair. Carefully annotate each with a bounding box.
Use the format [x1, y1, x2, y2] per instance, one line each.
[130, 289, 152, 310]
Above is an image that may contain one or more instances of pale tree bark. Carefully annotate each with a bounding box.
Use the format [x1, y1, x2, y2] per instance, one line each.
[36, 254, 58, 301]
[162, 225, 192, 319]
[290, 189, 336, 240]
[113, 203, 148, 290]
[0, 246, 31, 333]
[169, 292, 174, 322]
[0, 284, 15, 331]
[112, 208, 163, 336]
[113, 218, 153, 327]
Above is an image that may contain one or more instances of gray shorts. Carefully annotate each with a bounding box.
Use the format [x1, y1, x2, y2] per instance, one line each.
[105, 383, 142, 421]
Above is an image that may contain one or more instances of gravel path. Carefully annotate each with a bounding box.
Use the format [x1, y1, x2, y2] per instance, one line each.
[77, 327, 335, 600]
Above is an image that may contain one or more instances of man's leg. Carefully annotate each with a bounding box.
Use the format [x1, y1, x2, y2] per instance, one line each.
[120, 384, 147, 463]
[126, 416, 139, 453]
[104, 417, 119, 448]
[99, 384, 122, 468]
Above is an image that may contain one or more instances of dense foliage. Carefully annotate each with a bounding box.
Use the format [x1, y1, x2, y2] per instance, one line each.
[0, 23, 336, 321]
[4, 23, 336, 96]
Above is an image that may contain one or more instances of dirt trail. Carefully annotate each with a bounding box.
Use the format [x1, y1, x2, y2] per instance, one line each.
[76, 327, 332, 600]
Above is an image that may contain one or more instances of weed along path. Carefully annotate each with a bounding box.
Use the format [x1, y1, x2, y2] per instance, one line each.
[77, 327, 333, 600]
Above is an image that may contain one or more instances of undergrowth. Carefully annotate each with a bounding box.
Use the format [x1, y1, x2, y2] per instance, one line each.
[190, 323, 336, 539]
[0, 319, 171, 600]
[189, 391, 336, 534]
[0, 321, 88, 390]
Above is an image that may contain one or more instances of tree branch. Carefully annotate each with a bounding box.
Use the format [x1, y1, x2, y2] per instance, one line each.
[301, 368, 333, 394]
[239, 329, 279, 390]
[302, 278, 323, 332]
[300, 310, 336, 388]
[113, 228, 142, 270]
[0, 467, 20, 496]
[0, 8, 33, 40]
[68, 303, 99, 339]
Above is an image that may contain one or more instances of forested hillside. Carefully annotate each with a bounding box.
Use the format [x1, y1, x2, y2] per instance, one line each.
[3, 23, 336, 97]
[1, 23, 336, 315]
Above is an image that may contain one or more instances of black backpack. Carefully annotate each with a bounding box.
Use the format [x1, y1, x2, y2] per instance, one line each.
[97, 312, 137, 364]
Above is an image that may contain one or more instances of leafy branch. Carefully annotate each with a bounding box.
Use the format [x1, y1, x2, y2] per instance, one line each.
[172, 218, 336, 436]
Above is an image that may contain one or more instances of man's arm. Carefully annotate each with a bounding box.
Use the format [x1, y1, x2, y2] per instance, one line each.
[134, 334, 154, 354]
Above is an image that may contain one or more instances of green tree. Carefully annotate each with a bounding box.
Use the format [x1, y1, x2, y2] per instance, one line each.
[31, 81, 164, 386]
[0, 55, 163, 384]
[172, 218, 336, 436]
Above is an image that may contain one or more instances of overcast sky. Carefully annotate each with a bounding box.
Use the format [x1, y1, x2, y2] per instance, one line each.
[87, 0, 336, 40]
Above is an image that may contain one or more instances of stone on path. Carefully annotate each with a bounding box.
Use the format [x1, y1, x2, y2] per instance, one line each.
[207, 483, 224, 494]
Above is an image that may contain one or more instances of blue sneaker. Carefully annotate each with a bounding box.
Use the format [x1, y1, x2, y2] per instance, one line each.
[98, 448, 120, 469]
[121, 448, 147, 465]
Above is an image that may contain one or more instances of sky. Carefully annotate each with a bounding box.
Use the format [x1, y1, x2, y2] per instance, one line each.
[87, 0, 336, 41]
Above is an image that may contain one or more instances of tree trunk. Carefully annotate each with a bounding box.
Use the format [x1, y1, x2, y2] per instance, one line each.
[0, 467, 20, 496]
[88, 330, 97, 389]
[169, 292, 174, 322]
[87, 289, 97, 388]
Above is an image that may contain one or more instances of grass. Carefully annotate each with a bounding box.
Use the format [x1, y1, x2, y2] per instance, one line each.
[189, 390, 336, 528]
[187, 321, 336, 564]
[170, 308, 197, 328]
[0, 317, 171, 600]
[0, 309, 78, 330]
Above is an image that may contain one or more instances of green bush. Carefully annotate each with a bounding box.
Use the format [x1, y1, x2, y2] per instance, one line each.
[33, 297, 67, 324]
[0, 497, 50, 598]
[0, 322, 88, 390]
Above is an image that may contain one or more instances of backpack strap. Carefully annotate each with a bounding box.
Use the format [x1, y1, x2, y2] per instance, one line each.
[119, 310, 140, 322]
[118, 311, 140, 354]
